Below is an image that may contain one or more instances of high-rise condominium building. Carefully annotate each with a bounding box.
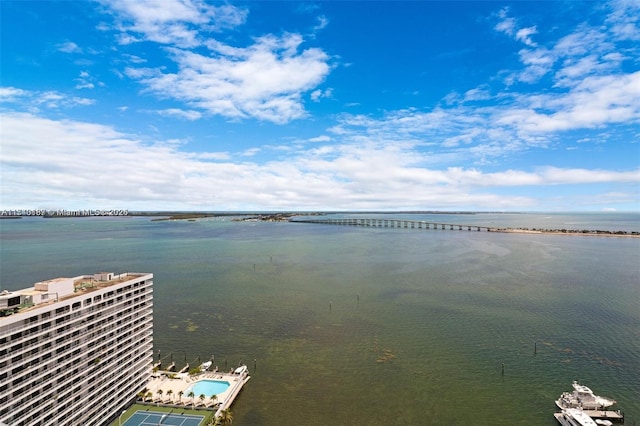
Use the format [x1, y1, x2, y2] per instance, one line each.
[0, 272, 153, 426]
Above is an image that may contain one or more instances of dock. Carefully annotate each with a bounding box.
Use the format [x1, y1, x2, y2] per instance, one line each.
[214, 371, 250, 417]
[583, 409, 624, 422]
[142, 367, 250, 420]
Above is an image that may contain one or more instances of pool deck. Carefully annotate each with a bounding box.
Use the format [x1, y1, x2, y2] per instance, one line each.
[142, 368, 250, 415]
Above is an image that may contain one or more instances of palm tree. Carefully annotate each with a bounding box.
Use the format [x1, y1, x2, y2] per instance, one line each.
[216, 409, 233, 425]
[188, 391, 195, 408]
[137, 389, 147, 401]
[178, 390, 184, 405]
[199, 393, 206, 407]
[156, 389, 163, 402]
[166, 389, 173, 402]
[209, 394, 218, 407]
[145, 391, 153, 402]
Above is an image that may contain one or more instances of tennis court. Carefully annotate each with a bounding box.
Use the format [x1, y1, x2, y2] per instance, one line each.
[122, 410, 205, 426]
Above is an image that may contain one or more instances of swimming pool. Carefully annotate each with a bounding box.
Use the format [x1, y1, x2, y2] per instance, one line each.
[185, 379, 230, 396]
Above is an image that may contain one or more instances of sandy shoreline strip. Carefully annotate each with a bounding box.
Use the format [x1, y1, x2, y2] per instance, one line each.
[493, 228, 639, 238]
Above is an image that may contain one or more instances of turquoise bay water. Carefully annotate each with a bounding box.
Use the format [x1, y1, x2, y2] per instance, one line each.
[1, 213, 639, 425]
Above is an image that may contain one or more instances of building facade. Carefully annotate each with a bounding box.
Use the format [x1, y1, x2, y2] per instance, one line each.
[0, 272, 153, 426]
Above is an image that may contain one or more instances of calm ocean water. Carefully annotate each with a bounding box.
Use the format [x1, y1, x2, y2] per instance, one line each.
[1, 213, 639, 425]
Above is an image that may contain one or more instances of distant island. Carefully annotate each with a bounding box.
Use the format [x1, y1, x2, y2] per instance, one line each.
[149, 212, 314, 222]
[493, 227, 639, 237]
[150, 213, 219, 221]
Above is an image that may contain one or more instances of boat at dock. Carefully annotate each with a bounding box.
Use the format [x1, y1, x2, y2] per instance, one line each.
[556, 381, 616, 411]
[554, 408, 599, 426]
[199, 361, 212, 372]
[233, 365, 248, 375]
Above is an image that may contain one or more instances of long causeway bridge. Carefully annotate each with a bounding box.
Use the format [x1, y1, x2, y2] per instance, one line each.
[292, 217, 494, 232]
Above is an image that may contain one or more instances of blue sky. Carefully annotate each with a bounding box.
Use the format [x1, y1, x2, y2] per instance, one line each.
[1, 0, 639, 212]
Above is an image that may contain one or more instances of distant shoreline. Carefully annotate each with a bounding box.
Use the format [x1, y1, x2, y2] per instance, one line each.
[3, 212, 638, 237]
[492, 228, 639, 238]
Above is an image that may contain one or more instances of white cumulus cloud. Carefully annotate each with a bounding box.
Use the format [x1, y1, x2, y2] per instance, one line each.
[126, 33, 331, 123]
[104, 0, 248, 48]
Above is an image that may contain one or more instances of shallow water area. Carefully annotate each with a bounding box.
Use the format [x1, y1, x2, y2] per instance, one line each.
[1, 213, 638, 425]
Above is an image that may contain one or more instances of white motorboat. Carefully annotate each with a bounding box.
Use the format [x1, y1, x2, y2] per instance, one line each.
[200, 361, 212, 372]
[233, 365, 248, 375]
[554, 408, 599, 426]
[556, 381, 616, 410]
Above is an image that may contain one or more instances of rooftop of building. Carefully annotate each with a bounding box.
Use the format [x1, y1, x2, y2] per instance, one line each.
[0, 272, 151, 317]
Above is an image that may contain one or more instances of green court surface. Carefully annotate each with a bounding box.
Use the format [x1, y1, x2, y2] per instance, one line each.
[121, 410, 205, 426]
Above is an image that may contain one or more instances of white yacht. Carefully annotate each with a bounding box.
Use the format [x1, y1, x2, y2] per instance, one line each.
[199, 361, 212, 372]
[554, 408, 599, 426]
[556, 381, 616, 410]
